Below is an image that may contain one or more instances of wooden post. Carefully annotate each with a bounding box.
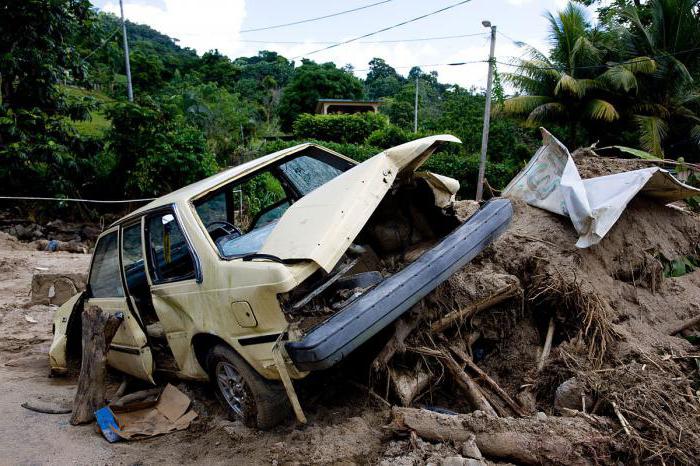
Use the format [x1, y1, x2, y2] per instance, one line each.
[70, 306, 123, 425]
[538, 317, 555, 371]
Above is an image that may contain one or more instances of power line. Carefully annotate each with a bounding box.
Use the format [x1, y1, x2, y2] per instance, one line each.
[353, 59, 485, 72]
[293, 0, 475, 60]
[239, 32, 488, 46]
[80, 26, 121, 63]
[495, 46, 700, 71]
[241, 0, 394, 33]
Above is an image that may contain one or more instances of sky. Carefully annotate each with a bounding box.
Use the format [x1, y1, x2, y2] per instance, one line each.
[94, 0, 593, 90]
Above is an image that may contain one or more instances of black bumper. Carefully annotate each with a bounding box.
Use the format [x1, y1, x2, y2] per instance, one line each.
[286, 198, 513, 371]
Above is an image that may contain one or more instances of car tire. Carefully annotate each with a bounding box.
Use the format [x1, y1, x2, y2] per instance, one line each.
[206, 344, 291, 429]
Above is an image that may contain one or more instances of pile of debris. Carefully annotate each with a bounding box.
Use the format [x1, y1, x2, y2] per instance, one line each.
[369, 156, 700, 464]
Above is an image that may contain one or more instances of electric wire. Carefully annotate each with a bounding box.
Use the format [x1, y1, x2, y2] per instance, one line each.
[238, 32, 488, 45]
[80, 26, 121, 63]
[292, 0, 475, 59]
[240, 0, 394, 33]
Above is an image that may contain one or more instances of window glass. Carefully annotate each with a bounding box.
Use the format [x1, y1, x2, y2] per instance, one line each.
[195, 191, 227, 228]
[239, 171, 286, 231]
[147, 212, 195, 283]
[89, 231, 124, 298]
[279, 155, 344, 195]
[122, 223, 146, 291]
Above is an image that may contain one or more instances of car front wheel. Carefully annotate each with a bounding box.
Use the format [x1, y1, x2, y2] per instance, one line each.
[206, 344, 290, 429]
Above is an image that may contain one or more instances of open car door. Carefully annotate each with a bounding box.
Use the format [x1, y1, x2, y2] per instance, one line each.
[87, 227, 154, 383]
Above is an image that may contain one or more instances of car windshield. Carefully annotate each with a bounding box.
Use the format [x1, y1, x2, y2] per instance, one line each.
[194, 149, 352, 258]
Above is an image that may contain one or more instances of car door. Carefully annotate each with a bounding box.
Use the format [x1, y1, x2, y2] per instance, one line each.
[144, 208, 205, 377]
[86, 227, 154, 382]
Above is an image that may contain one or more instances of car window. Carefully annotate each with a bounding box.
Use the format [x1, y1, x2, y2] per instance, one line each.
[122, 223, 146, 290]
[195, 191, 227, 227]
[239, 171, 286, 231]
[279, 155, 345, 195]
[147, 212, 195, 283]
[89, 231, 124, 298]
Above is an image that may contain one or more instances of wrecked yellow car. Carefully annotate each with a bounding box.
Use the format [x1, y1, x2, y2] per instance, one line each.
[49, 135, 512, 428]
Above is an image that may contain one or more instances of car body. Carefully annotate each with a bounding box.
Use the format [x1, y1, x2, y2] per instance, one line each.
[49, 135, 512, 427]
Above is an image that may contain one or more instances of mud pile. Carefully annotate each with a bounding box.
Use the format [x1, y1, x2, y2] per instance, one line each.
[372, 162, 700, 464]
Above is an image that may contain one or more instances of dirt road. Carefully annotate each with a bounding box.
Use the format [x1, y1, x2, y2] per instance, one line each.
[0, 233, 387, 465]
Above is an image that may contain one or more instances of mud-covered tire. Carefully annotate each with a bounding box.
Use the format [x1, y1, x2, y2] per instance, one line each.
[206, 344, 291, 429]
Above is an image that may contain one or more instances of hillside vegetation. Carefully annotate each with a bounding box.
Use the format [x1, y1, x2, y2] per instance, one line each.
[1, 0, 698, 219]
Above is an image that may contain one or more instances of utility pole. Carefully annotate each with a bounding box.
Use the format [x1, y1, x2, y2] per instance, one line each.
[413, 75, 419, 133]
[475, 21, 497, 201]
[119, 0, 134, 102]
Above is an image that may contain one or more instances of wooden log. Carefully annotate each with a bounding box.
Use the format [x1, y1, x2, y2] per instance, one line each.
[372, 313, 419, 371]
[70, 306, 123, 425]
[109, 387, 161, 409]
[668, 313, 700, 335]
[442, 352, 497, 417]
[430, 283, 519, 333]
[388, 407, 612, 466]
[538, 317, 555, 371]
[450, 345, 527, 417]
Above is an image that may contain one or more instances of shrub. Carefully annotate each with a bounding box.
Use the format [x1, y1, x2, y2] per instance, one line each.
[292, 112, 388, 144]
[365, 124, 422, 148]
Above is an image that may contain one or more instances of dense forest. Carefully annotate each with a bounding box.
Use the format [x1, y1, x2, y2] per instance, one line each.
[1, 0, 699, 218]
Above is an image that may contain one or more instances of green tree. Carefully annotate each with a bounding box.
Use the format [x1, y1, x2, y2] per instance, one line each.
[365, 58, 404, 99]
[0, 0, 97, 197]
[500, 2, 649, 146]
[173, 82, 255, 164]
[617, 0, 700, 157]
[105, 99, 217, 197]
[277, 60, 364, 131]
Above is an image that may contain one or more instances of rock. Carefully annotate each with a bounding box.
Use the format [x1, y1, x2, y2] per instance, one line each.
[441, 456, 486, 466]
[30, 273, 87, 305]
[535, 411, 547, 420]
[554, 377, 594, 413]
[460, 434, 483, 459]
[516, 389, 537, 414]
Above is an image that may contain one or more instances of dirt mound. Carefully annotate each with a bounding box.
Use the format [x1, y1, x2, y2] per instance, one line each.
[375, 197, 700, 464]
[0, 231, 33, 251]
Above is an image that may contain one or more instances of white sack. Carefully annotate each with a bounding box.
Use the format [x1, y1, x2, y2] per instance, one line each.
[502, 128, 700, 248]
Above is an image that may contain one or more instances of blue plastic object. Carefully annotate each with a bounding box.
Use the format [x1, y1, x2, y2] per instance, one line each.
[95, 406, 122, 443]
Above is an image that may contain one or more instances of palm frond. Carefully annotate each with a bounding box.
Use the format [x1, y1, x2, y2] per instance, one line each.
[526, 102, 567, 124]
[601, 66, 638, 92]
[572, 36, 602, 66]
[691, 125, 700, 148]
[621, 56, 656, 73]
[501, 96, 554, 115]
[635, 115, 668, 156]
[503, 73, 550, 95]
[586, 99, 620, 121]
[554, 73, 583, 97]
[577, 79, 601, 95]
[631, 103, 671, 118]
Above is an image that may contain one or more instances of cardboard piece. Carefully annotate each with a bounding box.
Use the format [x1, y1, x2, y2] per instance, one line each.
[97, 384, 198, 441]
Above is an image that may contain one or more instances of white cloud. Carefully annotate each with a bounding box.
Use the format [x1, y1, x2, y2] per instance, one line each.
[102, 0, 246, 57]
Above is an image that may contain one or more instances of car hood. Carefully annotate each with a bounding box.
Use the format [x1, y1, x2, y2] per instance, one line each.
[259, 135, 461, 272]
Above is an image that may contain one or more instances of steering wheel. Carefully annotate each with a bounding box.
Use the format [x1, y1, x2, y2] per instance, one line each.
[206, 221, 241, 240]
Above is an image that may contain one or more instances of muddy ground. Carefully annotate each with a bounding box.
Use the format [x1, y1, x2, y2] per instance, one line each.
[0, 232, 395, 465]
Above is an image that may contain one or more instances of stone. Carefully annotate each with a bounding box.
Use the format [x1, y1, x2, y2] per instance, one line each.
[554, 377, 594, 413]
[460, 433, 483, 459]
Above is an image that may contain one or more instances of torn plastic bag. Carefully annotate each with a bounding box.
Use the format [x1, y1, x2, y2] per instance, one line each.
[502, 128, 700, 248]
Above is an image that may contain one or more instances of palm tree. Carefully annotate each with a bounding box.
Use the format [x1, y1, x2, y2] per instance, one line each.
[500, 2, 656, 146]
[618, 0, 700, 156]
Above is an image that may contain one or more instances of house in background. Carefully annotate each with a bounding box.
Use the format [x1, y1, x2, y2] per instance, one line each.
[315, 98, 382, 115]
